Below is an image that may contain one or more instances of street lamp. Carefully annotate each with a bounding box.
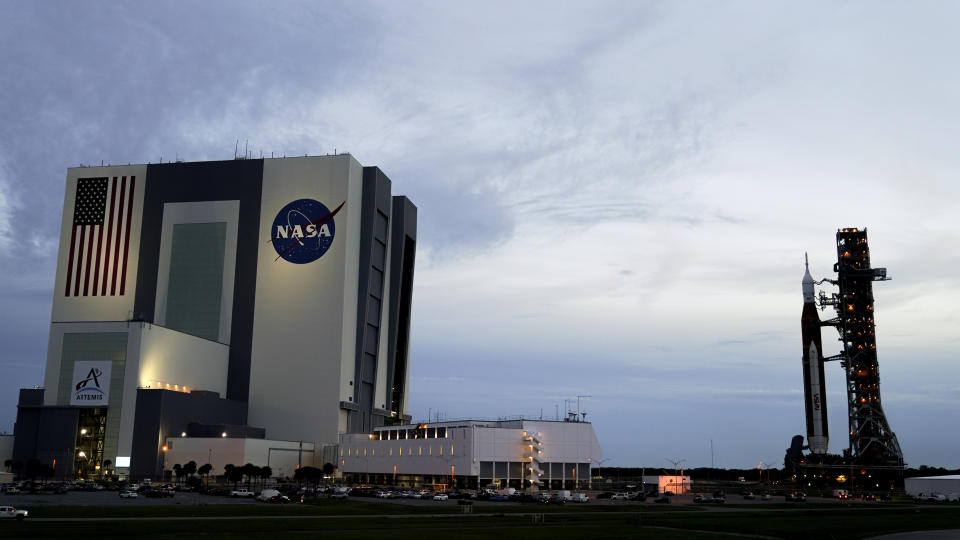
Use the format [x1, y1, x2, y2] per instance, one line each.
[665, 458, 686, 494]
[158, 444, 168, 480]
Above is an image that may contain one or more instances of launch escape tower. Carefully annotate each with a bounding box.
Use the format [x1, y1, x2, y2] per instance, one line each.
[817, 228, 903, 467]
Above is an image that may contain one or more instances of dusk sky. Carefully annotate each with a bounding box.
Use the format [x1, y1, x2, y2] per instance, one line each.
[1, 1, 957, 469]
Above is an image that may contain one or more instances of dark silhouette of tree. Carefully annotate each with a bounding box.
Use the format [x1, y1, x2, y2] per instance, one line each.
[172, 463, 183, 485]
[39, 464, 55, 484]
[3, 459, 11, 472]
[322, 462, 335, 476]
[184, 460, 197, 480]
[259, 466, 272, 490]
[25, 459, 42, 480]
[295, 466, 323, 488]
[224, 464, 242, 488]
[240, 463, 259, 490]
[198, 463, 213, 485]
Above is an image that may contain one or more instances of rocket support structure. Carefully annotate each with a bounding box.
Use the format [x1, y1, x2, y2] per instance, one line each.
[801, 254, 829, 454]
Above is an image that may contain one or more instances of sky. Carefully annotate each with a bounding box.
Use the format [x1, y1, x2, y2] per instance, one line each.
[1, 1, 958, 469]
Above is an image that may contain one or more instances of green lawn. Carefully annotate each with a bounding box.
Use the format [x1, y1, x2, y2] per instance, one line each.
[3, 501, 958, 540]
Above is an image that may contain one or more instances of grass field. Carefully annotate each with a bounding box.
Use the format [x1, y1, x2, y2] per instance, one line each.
[2, 500, 958, 539]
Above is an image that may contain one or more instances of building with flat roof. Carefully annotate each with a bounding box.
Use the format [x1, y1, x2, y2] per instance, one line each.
[339, 418, 602, 491]
[13, 154, 417, 480]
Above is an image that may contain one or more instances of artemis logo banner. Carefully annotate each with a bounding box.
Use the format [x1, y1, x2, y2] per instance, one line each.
[71, 361, 112, 406]
[270, 198, 345, 264]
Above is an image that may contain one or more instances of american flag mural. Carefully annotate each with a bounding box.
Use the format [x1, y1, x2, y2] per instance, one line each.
[64, 176, 136, 297]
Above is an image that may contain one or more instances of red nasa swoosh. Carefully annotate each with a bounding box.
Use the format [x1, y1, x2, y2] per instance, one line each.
[271, 201, 345, 262]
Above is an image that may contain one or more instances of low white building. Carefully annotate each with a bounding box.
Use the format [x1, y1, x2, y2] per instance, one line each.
[642, 475, 692, 495]
[904, 475, 960, 500]
[339, 418, 602, 491]
[161, 436, 316, 480]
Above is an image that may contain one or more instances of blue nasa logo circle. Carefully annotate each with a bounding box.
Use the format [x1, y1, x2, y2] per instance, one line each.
[271, 198, 343, 264]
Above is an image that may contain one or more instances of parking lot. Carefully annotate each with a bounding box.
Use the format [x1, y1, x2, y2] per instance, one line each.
[2, 489, 260, 507]
[1, 486, 897, 510]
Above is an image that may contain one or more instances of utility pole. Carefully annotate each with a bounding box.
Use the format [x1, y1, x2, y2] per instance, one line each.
[576, 395, 591, 421]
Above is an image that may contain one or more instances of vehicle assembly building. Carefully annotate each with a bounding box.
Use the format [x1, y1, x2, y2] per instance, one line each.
[12, 154, 417, 480]
[788, 228, 903, 481]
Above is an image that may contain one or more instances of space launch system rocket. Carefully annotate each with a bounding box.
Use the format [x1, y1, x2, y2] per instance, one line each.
[801, 254, 829, 454]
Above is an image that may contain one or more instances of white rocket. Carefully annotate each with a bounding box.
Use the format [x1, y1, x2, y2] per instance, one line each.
[801, 254, 829, 454]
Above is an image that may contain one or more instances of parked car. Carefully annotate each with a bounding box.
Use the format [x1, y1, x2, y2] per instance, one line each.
[610, 493, 629, 501]
[3, 488, 19, 495]
[569, 493, 590, 503]
[119, 490, 138, 498]
[742, 492, 756, 500]
[433, 493, 449, 501]
[786, 492, 806, 502]
[256, 489, 281, 502]
[0, 506, 28, 521]
[231, 488, 255, 498]
[654, 495, 671, 504]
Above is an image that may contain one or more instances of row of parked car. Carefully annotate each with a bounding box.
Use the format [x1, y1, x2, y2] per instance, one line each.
[343, 487, 593, 504]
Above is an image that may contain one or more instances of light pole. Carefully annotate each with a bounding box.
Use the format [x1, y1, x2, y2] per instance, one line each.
[158, 445, 168, 481]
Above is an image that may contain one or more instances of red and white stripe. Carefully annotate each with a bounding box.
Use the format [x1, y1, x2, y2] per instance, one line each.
[64, 176, 136, 297]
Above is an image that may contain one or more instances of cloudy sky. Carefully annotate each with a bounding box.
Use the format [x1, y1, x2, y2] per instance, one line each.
[1, 1, 958, 468]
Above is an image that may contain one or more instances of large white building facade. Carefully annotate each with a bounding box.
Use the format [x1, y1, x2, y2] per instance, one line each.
[339, 419, 603, 491]
[13, 155, 417, 480]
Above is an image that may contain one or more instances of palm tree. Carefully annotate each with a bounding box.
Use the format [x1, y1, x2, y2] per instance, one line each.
[184, 461, 197, 481]
[259, 466, 272, 490]
[224, 464, 242, 489]
[240, 463, 259, 490]
[198, 463, 212, 486]
[172, 463, 183, 485]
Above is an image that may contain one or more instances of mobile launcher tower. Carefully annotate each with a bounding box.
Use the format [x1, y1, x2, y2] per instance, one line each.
[786, 228, 904, 487]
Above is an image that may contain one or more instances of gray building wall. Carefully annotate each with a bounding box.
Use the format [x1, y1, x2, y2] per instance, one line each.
[347, 167, 394, 433]
[135, 159, 264, 407]
[57, 332, 127, 464]
[129, 389, 248, 480]
[164, 222, 227, 341]
[386, 196, 417, 419]
[13, 389, 79, 478]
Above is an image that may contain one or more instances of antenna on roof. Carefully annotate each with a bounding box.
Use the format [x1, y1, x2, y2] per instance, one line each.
[234, 140, 239, 159]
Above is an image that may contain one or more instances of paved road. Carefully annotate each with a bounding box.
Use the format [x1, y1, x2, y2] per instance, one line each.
[867, 531, 960, 540]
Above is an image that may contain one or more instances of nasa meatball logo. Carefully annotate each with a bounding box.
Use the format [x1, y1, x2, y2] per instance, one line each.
[270, 198, 345, 264]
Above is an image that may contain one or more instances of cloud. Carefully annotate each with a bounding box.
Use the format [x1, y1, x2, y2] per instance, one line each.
[2, 1, 960, 466]
[0, 156, 15, 254]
